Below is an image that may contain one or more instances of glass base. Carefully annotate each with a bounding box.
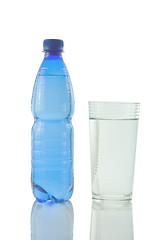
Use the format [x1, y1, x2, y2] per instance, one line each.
[92, 193, 132, 201]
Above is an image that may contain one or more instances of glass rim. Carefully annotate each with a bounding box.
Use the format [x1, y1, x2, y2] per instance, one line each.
[89, 101, 140, 120]
[88, 101, 140, 105]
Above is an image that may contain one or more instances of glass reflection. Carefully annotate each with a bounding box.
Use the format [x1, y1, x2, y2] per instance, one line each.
[31, 200, 73, 240]
[90, 200, 133, 240]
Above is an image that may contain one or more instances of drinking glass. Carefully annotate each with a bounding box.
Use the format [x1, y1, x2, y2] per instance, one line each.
[89, 101, 140, 200]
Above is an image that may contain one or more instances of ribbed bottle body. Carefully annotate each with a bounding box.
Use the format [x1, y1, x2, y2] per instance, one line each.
[31, 53, 74, 202]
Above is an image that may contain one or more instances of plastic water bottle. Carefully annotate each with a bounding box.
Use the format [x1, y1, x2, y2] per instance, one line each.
[31, 39, 74, 202]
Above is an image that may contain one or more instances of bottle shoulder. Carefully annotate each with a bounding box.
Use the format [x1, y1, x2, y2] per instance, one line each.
[31, 57, 74, 119]
[38, 56, 68, 76]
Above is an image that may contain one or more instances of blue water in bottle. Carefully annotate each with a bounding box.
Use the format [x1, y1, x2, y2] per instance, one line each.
[31, 39, 74, 203]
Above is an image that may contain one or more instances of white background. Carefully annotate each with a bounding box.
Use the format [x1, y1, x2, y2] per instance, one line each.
[0, 0, 160, 239]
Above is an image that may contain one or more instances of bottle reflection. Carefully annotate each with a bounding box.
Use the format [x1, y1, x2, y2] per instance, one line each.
[90, 200, 133, 240]
[31, 200, 73, 240]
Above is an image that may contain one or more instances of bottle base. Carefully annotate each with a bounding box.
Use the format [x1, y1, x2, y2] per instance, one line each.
[32, 183, 73, 203]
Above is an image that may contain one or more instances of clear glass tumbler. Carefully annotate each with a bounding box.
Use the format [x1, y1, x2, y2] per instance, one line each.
[89, 101, 140, 200]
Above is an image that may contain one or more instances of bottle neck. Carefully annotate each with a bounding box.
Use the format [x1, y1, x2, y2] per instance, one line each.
[44, 51, 63, 58]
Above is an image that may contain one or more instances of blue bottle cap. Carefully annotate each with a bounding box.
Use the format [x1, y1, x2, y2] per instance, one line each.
[43, 39, 64, 51]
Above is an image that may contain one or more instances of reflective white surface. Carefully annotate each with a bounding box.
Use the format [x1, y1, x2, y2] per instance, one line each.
[31, 200, 133, 240]
[28, 199, 160, 239]
[90, 200, 133, 240]
[31, 201, 73, 240]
